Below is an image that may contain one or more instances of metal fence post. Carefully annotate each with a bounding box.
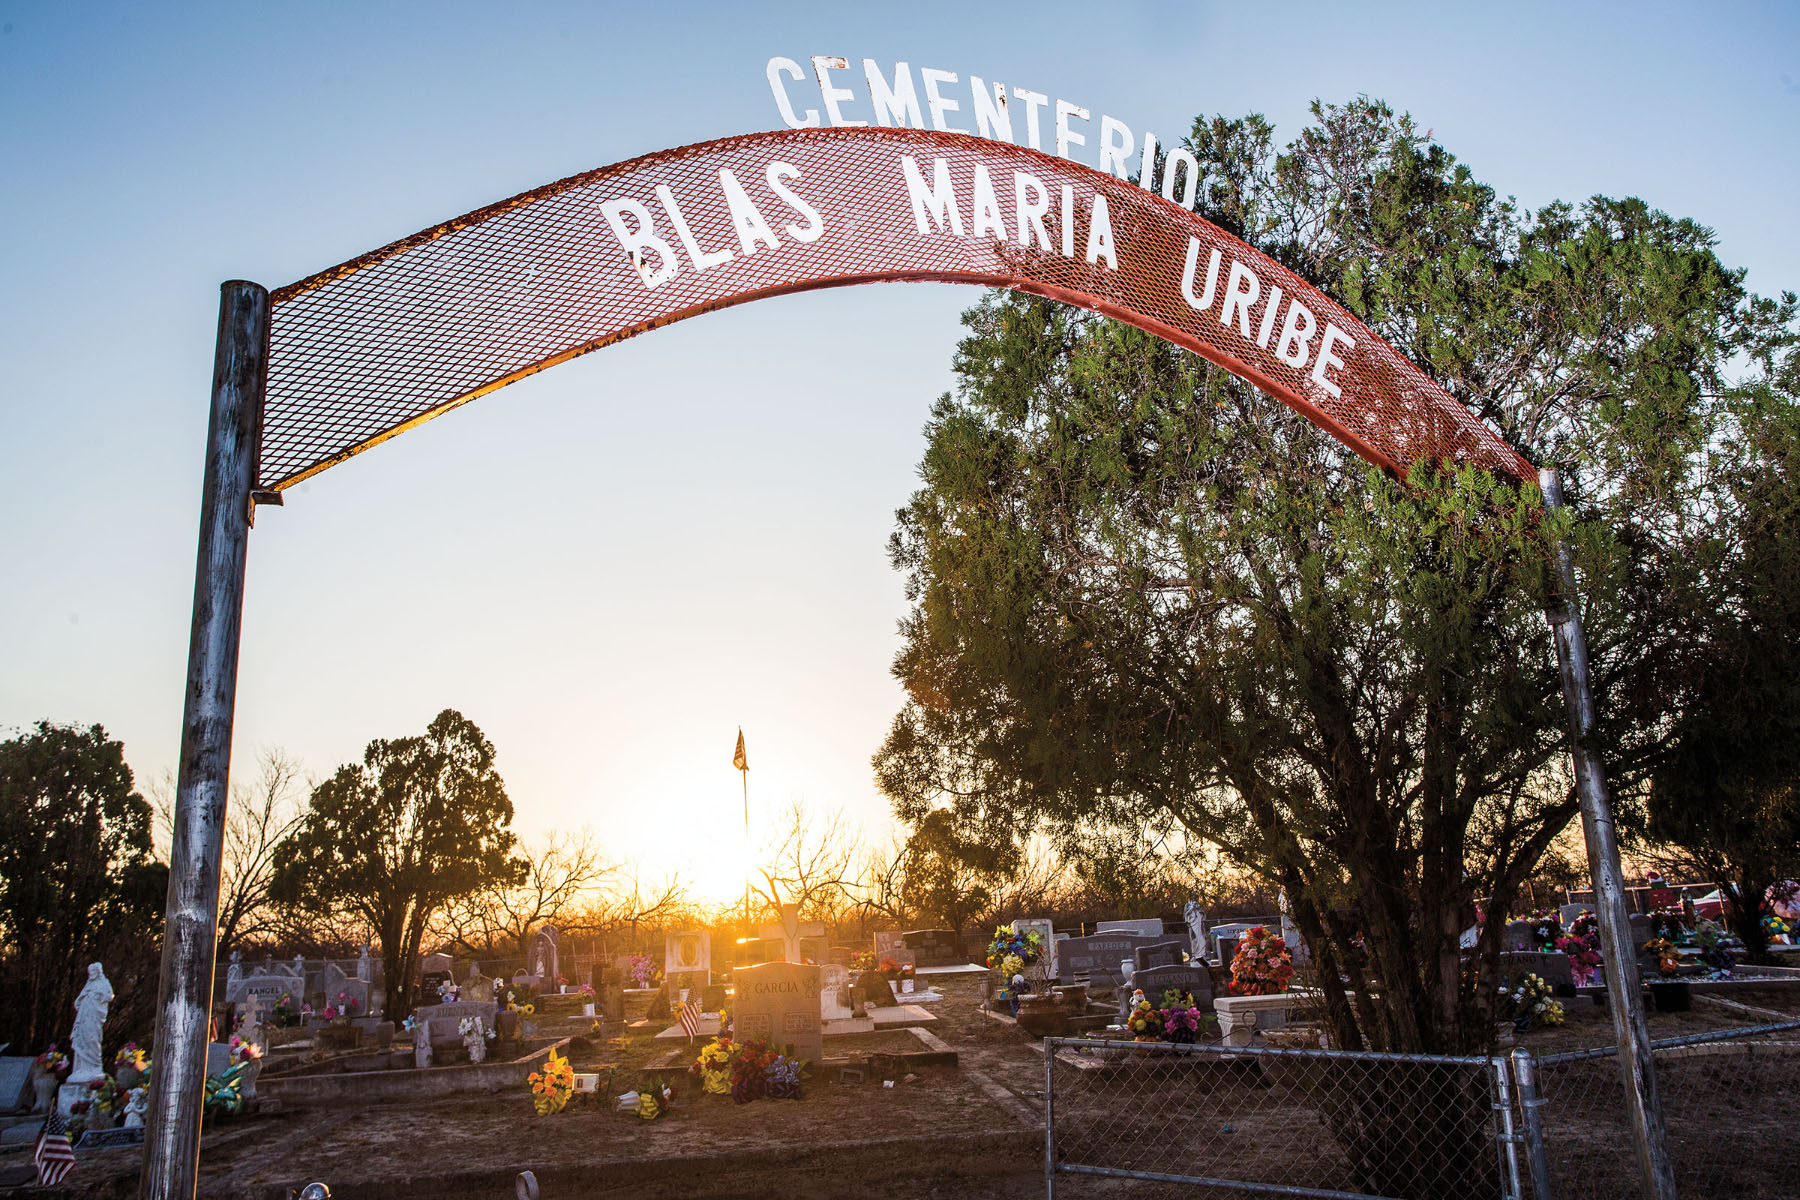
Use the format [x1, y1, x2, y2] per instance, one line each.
[139, 281, 269, 1200]
[1491, 1055, 1525, 1200]
[1538, 468, 1678, 1200]
[1512, 1048, 1554, 1200]
[1044, 1038, 1057, 1199]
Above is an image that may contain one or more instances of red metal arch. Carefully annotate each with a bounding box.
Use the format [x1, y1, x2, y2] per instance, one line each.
[262, 126, 1531, 490]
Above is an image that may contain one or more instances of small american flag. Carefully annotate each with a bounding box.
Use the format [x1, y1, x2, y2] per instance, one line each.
[677, 1000, 702, 1041]
[35, 1109, 77, 1187]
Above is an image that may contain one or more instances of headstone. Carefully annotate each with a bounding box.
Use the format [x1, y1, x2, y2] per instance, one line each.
[1121, 962, 1214, 1021]
[464, 972, 496, 1004]
[230, 971, 301, 1008]
[819, 965, 855, 1021]
[873, 931, 908, 959]
[1498, 952, 1575, 991]
[1183, 901, 1208, 963]
[664, 930, 712, 983]
[531, 924, 560, 981]
[1627, 913, 1653, 945]
[420, 952, 454, 977]
[1057, 934, 1170, 985]
[206, 1042, 232, 1076]
[760, 905, 826, 963]
[827, 946, 856, 967]
[1133, 941, 1184, 971]
[1011, 918, 1057, 978]
[77, 1126, 145, 1150]
[1097, 918, 1164, 939]
[1502, 921, 1539, 952]
[0, 1058, 33, 1111]
[734, 961, 822, 1065]
[1558, 903, 1588, 927]
[418, 1001, 498, 1049]
[901, 929, 961, 967]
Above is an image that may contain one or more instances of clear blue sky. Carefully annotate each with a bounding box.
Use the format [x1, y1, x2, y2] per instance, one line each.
[2, 1, 1796, 899]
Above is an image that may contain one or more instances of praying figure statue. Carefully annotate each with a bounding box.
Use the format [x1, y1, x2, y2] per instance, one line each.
[123, 1085, 150, 1128]
[68, 963, 114, 1084]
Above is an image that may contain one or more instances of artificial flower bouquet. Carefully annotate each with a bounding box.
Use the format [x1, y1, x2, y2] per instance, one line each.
[227, 1034, 262, 1064]
[1126, 996, 1164, 1041]
[1764, 914, 1792, 944]
[850, 950, 877, 973]
[113, 1043, 149, 1074]
[1525, 909, 1564, 952]
[35, 1045, 69, 1077]
[1554, 931, 1602, 985]
[1502, 972, 1564, 1030]
[528, 1047, 575, 1116]
[1228, 926, 1294, 996]
[635, 1076, 677, 1120]
[985, 926, 1043, 973]
[627, 954, 660, 989]
[1641, 937, 1682, 977]
[690, 1036, 737, 1094]
[727, 1037, 807, 1102]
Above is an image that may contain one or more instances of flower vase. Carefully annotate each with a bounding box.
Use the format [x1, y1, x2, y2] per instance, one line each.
[116, 1066, 140, 1090]
[31, 1073, 58, 1114]
[240, 1059, 262, 1101]
[901, 978, 914, 995]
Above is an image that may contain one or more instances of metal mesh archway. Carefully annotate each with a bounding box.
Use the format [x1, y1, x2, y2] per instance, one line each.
[261, 126, 1532, 490]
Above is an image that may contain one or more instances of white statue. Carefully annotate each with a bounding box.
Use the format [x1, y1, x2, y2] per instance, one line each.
[123, 1085, 149, 1128]
[357, 944, 373, 983]
[68, 963, 113, 1084]
[292, 953, 307, 980]
[226, 949, 243, 989]
[1184, 899, 1208, 964]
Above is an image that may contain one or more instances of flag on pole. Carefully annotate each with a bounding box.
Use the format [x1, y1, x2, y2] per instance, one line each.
[678, 999, 702, 1041]
[35, 1110, 77, 1187]
[732, 728, 748, 772]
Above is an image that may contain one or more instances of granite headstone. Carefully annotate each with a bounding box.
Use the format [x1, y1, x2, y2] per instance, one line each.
[734, 961, 822, 1065]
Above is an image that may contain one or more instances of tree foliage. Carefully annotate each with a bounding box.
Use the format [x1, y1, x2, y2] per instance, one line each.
[272, 709, 522, 1018]
[875, 98, 1777, 1058]
[0, 722, 166, 1051]
[1648, 360, 1800, 959]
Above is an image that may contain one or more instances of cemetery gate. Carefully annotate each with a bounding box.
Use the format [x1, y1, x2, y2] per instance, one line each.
[149, 124, 1672, 1197]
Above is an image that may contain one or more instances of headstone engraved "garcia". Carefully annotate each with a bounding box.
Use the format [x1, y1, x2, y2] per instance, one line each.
[733, 961, 822, 1066]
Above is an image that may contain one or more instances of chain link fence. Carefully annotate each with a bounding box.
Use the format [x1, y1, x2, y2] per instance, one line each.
[1516, 1019, 1800, 1200]
[1044, 1019, 1800, 1199]
[1044, 1036, 1518, 1199]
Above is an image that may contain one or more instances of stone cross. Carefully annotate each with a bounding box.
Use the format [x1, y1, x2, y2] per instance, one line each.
[759, 903, 825, 963]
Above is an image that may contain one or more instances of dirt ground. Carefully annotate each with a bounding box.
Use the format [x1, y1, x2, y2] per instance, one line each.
[13, 977, 1797, 1199]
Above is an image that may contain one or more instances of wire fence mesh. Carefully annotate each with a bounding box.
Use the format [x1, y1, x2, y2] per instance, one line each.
[1521, 1019, 1800, 1200]
[1045, 1036, 1514, 1199]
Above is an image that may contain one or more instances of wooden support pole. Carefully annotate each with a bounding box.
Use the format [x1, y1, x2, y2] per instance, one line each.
[140, 281, 269, 1200]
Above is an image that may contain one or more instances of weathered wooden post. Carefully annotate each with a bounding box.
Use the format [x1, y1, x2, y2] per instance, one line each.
[140, 281, 269, 1200]
[1539, 468, 1678, 1200]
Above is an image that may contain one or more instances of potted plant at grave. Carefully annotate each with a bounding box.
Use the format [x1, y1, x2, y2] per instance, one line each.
[113, 1042, 150, 1089]
[31, 1045, 69, 1113]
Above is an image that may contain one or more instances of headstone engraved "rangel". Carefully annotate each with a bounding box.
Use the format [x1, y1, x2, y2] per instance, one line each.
[733, 961, 822, 1066]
